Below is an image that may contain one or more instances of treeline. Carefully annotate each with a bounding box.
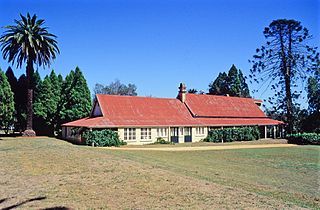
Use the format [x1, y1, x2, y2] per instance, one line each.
[187, 64, 251, 98]
[209, 64, 250, 98]
[2, 66, 91, 136]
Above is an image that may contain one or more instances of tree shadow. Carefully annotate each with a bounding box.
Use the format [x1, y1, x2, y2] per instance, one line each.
[0, 133, 22, 138]
[1, 196, 46, 210]
[41, 207, 71, 210]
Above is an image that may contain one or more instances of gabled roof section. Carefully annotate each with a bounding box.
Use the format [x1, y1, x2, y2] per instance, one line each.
[90, 99, 103, 117]
[92, 94, 201, 127]
[184, 94, 266, 118]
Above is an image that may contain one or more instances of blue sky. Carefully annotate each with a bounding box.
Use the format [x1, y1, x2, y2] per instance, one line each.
[0, 0, 319, 106]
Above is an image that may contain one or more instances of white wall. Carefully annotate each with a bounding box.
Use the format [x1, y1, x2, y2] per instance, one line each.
[118, 126, 208, 145]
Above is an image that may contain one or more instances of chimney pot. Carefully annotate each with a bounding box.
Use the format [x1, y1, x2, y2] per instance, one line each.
[178, 83, 187, 103]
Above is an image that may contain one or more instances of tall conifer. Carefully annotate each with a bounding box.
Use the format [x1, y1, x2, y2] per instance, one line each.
[0, 69, 14, 133]
[60, 67, 91, 124]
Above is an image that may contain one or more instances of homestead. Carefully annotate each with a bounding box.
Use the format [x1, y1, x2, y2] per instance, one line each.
[62, 83, 283, 145]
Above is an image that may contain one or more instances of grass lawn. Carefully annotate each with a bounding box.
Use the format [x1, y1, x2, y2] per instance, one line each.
[0, 137, 319, 209]
[122, 138, 289, 148]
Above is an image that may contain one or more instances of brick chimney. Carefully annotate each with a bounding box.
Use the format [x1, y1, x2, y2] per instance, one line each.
[178, 83, 187, 103]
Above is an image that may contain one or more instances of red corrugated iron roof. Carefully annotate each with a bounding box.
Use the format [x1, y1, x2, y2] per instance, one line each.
[185, 94, 266, 118]
[95, 94, 200, 127]
[199, 117, 283, 126]
[62, 94, 283, 128]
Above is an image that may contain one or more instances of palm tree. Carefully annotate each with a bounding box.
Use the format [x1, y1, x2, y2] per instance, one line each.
[0, 13, 59, 136]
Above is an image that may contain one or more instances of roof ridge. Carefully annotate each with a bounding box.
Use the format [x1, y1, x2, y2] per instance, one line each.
[96, 94, 178, 100]
[186, 93, 260, 101]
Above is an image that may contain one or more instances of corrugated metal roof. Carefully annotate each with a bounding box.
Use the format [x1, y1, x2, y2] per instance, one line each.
[199, 117, 283, 126]
[95, 94, 200, 126]
[185, 94, 266, 118]
[62, 94, 283, 128]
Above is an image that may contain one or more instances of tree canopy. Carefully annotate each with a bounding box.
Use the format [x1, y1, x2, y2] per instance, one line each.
[94, 79, 137, 96]
[249, 19, 319, 133]
[0, 69, 14, 133]
[60, 67, 91, 124]
[33, 70, 63, 135]
[209, 64, 251, 98]
[0, 13, 59, 135]
[307, 68, 320, 113]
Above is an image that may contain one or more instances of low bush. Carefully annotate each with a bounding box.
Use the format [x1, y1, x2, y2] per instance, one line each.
[287, 133, 320, 145]
[204, 126, 260, 143]
[82, 129, 127, 147]
[153, 137, 174, 145]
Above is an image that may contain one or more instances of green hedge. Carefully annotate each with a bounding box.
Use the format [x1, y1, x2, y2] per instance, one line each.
[153, 137, 174, 145]
[204, 126, 260, 143]
[82, 129, 126, 147]
[287, 133, 320, 145]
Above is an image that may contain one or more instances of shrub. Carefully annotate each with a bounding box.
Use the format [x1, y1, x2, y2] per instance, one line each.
[204, 126, 260, 143]
[287, 133, 320, 145]
[82, 129, 127, 147]
[153, 137, 174, 145]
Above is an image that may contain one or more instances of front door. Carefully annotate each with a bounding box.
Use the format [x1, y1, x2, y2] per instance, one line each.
[170, 127, 179, 143]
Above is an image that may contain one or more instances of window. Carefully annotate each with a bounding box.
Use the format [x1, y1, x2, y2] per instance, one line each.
[196, 127, 205, 135]
[157, 128, 168, 137]
[179, 127, 184, 136]
[141, 128, 151, 140]
[184, 127, 191, 136]
[170, 128, 178, 136]
[124, 128, 136, 140]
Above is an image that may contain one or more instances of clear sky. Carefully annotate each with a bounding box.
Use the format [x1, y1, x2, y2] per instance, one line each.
[0, 0, 319, 105]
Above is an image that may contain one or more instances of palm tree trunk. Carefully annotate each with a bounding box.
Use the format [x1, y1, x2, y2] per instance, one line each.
[22, 60, 36, 136]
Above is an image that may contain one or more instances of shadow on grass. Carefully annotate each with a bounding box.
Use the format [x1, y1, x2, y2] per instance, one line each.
[0, 133, 22, 138]
[41, 207, 71, 210]
[1, 196, 46, 210]
[0, 198, 8, 204]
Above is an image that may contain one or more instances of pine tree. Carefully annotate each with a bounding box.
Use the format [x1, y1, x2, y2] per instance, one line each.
[227, 65, 241, 97]
[31, 70, 42, 101]
[249, 19, 319, 133]
[5, 67, 17, 98]
[33, 76, 53, 134]
[307, 68, 320, 113]
[33, 70, 64, 135]
[60, 67, 91, 125]
[0, 69, 15, 133]
[209, 65, 251, 97]
[209, 72, 228, 95]
[5, 67, 18, 127]
[5, 68, 42, 133]
[239, 69, 251, 98]
[303, 67, 320, 132]
[15, 74, 28, 132]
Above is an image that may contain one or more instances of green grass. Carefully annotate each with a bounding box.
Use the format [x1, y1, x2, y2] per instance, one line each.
[106, 145, 320, 208]
[123, 138, 288, 148]
[0, 137, 319, 209]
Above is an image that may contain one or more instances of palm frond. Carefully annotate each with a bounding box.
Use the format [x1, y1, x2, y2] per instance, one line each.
[0, 13, 59, 68]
